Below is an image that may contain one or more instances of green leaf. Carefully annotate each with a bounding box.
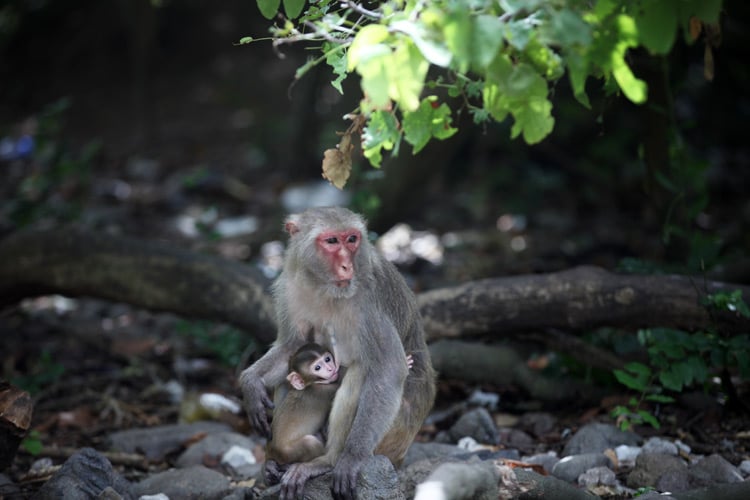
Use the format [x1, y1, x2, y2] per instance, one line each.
[546, 8, 592, 47]
[282, 0, 305, 19]
[443, 7, 472, 73]
[483, 55, 554, 144]
[482, 54, 513, 122]
[659, 366, 684, 392]
[646, 394, 675, 404]
[391, 19, 452, 67]
[389, 40, 429, 112]
[348, 24, 390, 71]
[356, 45, 392, 109]
[324, 43, 348, 94]
[471, 15, 505, 70]
[634, 0, 678, 55]
[611, 15, 648, 103]
[403, 96, 458, 154]
[257, 0, 281, 19]
[566, 49, 591, 108]
[504, 19, 533, 50]
[510, 96, 554, 144]
[362, 111, 401, 167]
[614, 363, 651, 391]
[637, 409, 661, 429]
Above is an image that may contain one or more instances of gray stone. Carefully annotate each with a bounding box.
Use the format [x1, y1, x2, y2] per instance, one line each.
[654, 467, 691, 493]
[562, 422, 640, 456]
[522, 451, 560, 474]
[402, 442, 466, 466]
[133, 465, 231, 500]
[414, 459, 498, 500]
[108, 421, 231, 461]
[614, 444, 641, 467]
[35, 448, 133, 500]
[448, 407, 499, 445]
[642, 437, 678, 456]
[627, 452, 686, 489]
[552, 453, 612, 483]
[518, 412, 558, 437]
[577, 466, 617, 487]
[176, 431, 257, 468]
[739, 459, 750, 476]
[688, 453, 744, 487]
[497, 427, 535, 452]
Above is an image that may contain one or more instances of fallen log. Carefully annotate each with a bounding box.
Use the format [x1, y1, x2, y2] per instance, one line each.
[1, 230, 748, 349]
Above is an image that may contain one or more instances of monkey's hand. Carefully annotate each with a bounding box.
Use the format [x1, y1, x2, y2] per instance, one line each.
[239, 374, 273, 438]
[332, 454, 366, 500]
[263, 459, 286, 486]
[280, 461, 331, 500]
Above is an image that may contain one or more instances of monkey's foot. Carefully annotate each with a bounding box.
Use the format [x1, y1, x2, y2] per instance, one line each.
[280, 461, 331, 500]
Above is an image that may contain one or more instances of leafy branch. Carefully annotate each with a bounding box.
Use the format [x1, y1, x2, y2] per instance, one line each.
[244, 0, 723, 187]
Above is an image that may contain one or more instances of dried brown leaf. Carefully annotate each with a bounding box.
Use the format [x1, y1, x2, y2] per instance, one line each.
[322, 146, 352, 190]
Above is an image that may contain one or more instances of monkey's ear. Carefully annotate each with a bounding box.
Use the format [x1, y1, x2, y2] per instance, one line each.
[284, 220, 300, 235]
[287, 371, 306, 390]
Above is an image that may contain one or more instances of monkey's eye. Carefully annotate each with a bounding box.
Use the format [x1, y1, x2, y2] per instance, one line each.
[347, 235, 358, 243]
[324, 356, 332, 363]
[325, 237, 338, 244]
[314, 364, 321, 371]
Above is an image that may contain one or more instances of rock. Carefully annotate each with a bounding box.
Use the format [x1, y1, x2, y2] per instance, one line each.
[497, 427, 535, 453]
[108, 421, 231, 461]
[562, 422, 640, 456]
[414, 459, 499, 500]
[551, 453, 613, 483]
[514, 468, 599, 500]
[688, 453, 744, 487]
[522, 451, 560, 474]
[133, 465, 231, 499]
[0, 473, 21, 498]
[35, 448, 133, 500]
[739, 459, 750, 477]
[448, 407, 499, 445]
[577, 465, 617, 488]
[222, 445, 263, 479]
[403, 442, 467, 466]
[643, 437, 679, 456]
[654, 467, 691, 493]
[614, 444, 641, 467]
[627, 453, 686, 489]
[176, 431, 257, 468]
[518, 412, 558, 437]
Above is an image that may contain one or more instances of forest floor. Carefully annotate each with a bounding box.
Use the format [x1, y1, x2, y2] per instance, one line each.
[2, 5, 749, 494]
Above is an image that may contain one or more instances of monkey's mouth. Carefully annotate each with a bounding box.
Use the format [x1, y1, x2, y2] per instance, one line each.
[334, 280, 351, 288]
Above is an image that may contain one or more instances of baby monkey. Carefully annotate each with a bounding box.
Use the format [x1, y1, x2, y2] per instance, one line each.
[266, 342, 341, 470]
[265, 343, 414, 484]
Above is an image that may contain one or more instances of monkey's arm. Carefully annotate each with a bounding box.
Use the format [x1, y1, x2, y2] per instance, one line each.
[334, 321, 408, 498]
[239, 342, 297, 437]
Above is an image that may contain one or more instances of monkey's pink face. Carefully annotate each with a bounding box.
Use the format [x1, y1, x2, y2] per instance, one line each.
[311, 352, 339, 384]
[316, 229, 361, 288]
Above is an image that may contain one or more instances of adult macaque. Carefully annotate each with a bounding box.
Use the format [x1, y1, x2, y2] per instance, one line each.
[239, 206, 436, 500]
